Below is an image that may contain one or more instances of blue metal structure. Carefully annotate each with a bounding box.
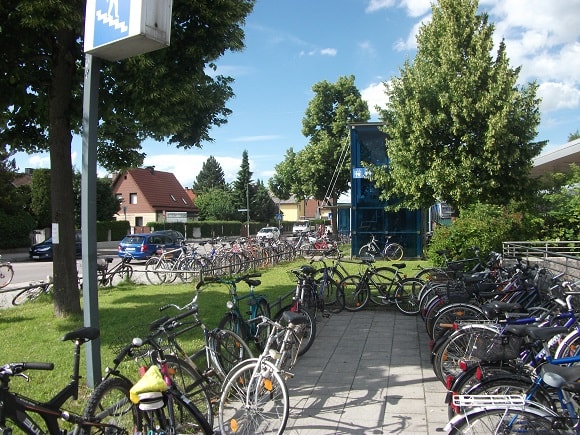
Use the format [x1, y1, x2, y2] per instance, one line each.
[350, 123, 423, 257]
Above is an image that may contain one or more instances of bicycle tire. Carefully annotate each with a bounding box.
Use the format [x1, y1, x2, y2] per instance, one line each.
[145, 256, 166, 285]
[209, 328, 254, 378]
[427, 303, 486, 342]
[218, 359, 289, 435]
[273, 306, 316, 356]
[163, 354, 213, 428]
[393, 277, 423, 315]
[135, 388, 213, 435]
[12, 284, 49, 306]
[447, 405, 566, 434]
[367, 266, 397, 305]
[108, 264, 134, 286]
[81, 377, 136, 435]
[0, 264, 14, 288]
[340, 275, 370, 311]
[358, 244, 375, 258]
[219, 313, 248, 342]
[385, 243, 404, 261]
[317, 268, 345, 313]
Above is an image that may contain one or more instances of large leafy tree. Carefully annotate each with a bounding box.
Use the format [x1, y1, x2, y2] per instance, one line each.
[268, 148, 300, 201]
[375, 0, 544, 211]
[299, 75, 370, 232]
[0, 0, 254, 316]
[192, 156, 227, 192]
[72, 171, 120, 225]
[195, 188, 238, 221]
[252, 180, 278, 223]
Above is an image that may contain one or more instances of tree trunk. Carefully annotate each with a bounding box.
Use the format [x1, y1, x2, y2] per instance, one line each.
[49, 29, 82, 317]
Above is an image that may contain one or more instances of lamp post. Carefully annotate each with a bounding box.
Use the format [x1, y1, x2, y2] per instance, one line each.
[246, 183, 250, 236]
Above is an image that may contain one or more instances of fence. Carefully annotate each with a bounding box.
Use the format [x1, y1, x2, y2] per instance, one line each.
[502, 240, 580, 281]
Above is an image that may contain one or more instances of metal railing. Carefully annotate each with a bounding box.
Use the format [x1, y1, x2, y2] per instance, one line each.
[503, 240, 580, 281]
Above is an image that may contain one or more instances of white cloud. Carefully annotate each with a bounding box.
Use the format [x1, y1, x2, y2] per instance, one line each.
[143, 154, 242, 187]
[361, 81, 389, 116]
[365, 0, 397, 13]
[538, 82, 580, 112]
[320, 48, 338, 56]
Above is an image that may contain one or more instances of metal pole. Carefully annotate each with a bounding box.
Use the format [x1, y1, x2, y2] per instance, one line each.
[81, 54, 102, 388]
[246, 183, 250, 236]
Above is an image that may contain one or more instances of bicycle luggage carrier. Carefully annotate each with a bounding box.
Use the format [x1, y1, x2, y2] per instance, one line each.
[452, 394, 526, 407]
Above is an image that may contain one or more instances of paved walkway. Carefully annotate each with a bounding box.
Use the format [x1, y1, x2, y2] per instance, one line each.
[285, 308, 449, 434]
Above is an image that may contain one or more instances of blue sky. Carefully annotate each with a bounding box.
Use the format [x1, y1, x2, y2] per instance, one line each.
[14, 0, 580, 188]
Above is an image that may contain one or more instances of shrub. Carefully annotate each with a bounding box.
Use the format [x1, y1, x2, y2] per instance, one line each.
[0, 209, 36, 249]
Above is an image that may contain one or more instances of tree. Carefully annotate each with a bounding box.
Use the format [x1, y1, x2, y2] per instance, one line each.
[231, 150, 254, 222]
[299, 75, 370, 232]
[31, 169, 52, 229]
[195, 188, 238, 221]
[375, 0, 544, 212]
[252, 180, 278, 223]
[192, 156, 227, 192]
[0, 0, 255, 316]
[73, 172, 121, 225]
[568, 130, 580, 142]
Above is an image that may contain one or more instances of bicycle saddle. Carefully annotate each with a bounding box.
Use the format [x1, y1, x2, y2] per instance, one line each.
[281, 310, 309, 326]
[246, 279, 261, 287]
[61, 326, 100, 342]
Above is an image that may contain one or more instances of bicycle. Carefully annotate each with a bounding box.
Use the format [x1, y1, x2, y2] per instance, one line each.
[357, 233, 404, 261]
[0, 326, 137, 434]
[339, 258, 424, 315]
[86, 323, 216, 434]
[218, 312, 309, 434]
[0, 255, 14, 288]
[11, 277, 54, 306]
[145, 244, 200, 285]
[150, 282, 254, 407]
[96, 253, 134, 287]
[209, 273, 272, 352]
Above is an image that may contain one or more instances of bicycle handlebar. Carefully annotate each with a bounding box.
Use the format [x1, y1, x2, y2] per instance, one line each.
[196, 273, 262, 288]
[1, 362, 54, 376]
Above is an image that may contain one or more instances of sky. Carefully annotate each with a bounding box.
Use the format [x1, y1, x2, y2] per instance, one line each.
[13, 0, 580, 188]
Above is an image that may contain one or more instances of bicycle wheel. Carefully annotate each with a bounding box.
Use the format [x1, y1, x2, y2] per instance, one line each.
[385, 243, 404, 261]
[340, 275, 370, 311]
[209, 329, 254, 377]
[276, 305, 316, 357]
[393, 277, 423, 315]
[145, 257, 166, 285]
[358, 244, 375, 258]
[219, 313, 248, 342]
[218, 360, 289, 435]
[135, 389, 213, 435]
[81, 377, 136, 435]
[108, 264, 134, 286]
[0, 264, 14, 288]
[447, 406, 565, 434]
[318, 271, 345, 313]
[12, 285, 49, 306]
[163, 354, 213, 428]
[367, 266, 397, 305]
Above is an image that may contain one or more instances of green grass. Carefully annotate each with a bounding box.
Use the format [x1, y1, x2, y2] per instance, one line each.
[0, 253, 431, 416]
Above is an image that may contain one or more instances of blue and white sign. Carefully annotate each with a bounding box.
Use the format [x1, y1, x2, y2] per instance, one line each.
[92, 0, 130, 48]
[85, 0, 173, 61]
[352, 167, 368, 179]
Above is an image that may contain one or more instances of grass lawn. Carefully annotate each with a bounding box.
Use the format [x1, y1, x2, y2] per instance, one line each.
[0, 253, 431, 417]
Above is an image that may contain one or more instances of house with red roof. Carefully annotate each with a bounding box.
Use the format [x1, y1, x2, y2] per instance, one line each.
[111, 166, 197, 230]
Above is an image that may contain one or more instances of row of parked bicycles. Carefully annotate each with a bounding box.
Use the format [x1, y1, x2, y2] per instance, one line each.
[1, 244, 360, 434]
[407, 247, 580, 433]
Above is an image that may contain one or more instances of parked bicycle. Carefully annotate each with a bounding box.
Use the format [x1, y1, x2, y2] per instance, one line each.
[358, 233, 404, 261]
[11, 277, 53, 306]
[96, 253, 134, 287]
[0, 255, 14, 288]
[0, 326, 141, 434]
[204, 273, 272, 352]
[339, 258, 423, 315]
[218, 311, 309, 434]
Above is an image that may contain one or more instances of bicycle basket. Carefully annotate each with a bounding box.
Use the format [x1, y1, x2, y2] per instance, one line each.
[471, 333, 523, 362]
[445, 281, 471, 303]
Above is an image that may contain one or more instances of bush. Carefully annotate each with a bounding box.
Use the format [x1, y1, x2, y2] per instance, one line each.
[427, 203, 522, 265]
[0, 209, 36, 249]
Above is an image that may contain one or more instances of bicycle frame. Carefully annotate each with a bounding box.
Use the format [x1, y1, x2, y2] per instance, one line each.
[0, 327, 107, 435]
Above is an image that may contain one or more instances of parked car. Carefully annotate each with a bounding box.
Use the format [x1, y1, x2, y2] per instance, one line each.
[292, 219, 313, 235]
[29, 233, 82, 261]
[256, 227, 281, 240]
[154, 229, 185, 244]
[117, 232, 181, 261]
